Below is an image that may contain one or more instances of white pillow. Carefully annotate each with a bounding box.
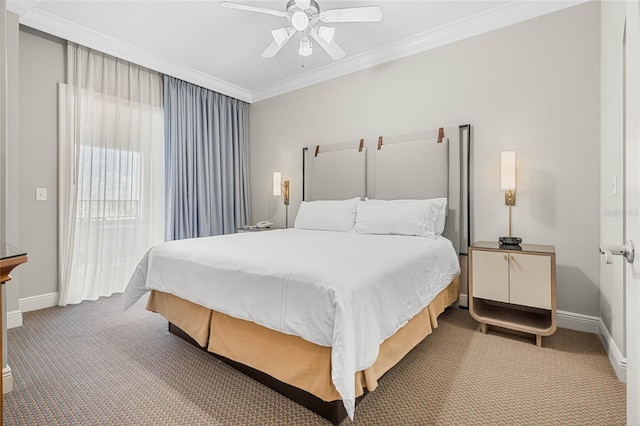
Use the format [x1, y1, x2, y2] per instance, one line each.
[354, 198, 447, 238]
[294, 197, 359, 232]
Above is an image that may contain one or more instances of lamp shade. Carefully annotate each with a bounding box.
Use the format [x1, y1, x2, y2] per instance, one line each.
[273, 172, 282, 196]
[500, 151, 516, 190]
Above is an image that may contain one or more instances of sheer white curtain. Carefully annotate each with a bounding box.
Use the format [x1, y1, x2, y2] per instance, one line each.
[58, 43, 164, 306]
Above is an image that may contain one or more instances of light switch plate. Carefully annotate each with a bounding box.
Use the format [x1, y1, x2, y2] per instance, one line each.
[36, 187, 47, 201]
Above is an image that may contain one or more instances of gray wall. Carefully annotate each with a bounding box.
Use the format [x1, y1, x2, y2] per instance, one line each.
[249, 2, 601, 316]
[1, 0, 8, 372]
[0, 2, 6, 244]
[7, 4, 603, 320]
[4, 11, 20, 381]
[5, 12, 20, 315]
[14, 27, 65, 301]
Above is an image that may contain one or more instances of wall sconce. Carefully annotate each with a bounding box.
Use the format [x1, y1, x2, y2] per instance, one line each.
[500, 151, 516, 237]
[273, 172, 290, 228]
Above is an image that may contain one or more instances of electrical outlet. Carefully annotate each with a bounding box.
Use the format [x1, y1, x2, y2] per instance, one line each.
[36, 187, 47, 201]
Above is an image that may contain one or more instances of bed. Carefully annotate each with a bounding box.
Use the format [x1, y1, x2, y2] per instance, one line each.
[123, 125, 472, 424]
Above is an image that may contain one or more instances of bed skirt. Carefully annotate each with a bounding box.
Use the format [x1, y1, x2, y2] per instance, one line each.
[146, 276, 459, 402]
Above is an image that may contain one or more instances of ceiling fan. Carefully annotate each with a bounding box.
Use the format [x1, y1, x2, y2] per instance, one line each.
[220, 0, 383, 61]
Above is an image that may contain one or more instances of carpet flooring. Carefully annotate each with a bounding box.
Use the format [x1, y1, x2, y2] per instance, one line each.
[5, 294, 626, 425]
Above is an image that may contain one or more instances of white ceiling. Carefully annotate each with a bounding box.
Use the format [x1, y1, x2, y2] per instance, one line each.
[8, 0, 584, 103]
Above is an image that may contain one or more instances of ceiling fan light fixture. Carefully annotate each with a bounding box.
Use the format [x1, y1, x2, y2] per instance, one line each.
[271, 28, 290, 46]
[299, 36, 313, 56]
[317, 26, 335, 44]
[291, 10, 310, 31]
[228, 0, 382, 61]
[294, 0, 311, 10]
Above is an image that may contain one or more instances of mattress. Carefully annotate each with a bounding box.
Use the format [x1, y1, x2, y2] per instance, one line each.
[147, 277, 459, 402]
[123, 228, 460, 417]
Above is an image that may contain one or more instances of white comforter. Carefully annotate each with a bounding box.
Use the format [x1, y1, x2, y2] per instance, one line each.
[123, 228, 460, 419]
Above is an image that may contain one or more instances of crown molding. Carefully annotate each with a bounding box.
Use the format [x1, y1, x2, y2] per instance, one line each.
[6, 0, 39, 17]
[251, 0, 587, 102]
[9, 0, 585, 104]
[9, 5, 253, 103]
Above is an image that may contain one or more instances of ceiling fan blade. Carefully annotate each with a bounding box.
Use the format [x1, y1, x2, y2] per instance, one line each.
[271, 27, 291, 46]
[320, 6, 383, 23]
[261, 29, 295, 58]
[220, 1, 287, 18]
[309, 28, 346, 61]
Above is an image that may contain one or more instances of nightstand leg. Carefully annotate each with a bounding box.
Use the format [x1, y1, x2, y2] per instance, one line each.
[536, 335, 542, 347]
[481, 323, 487, 334]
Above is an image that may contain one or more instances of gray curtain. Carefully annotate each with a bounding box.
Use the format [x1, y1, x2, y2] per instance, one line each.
[164, 76, 250, 240]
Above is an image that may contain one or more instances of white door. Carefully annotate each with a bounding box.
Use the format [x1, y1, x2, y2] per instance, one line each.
[625, 1, 640, 424]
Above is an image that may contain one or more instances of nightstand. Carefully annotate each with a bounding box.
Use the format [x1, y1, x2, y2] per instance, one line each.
[236, 226, 281, 233]
[469, 241, 557, 347]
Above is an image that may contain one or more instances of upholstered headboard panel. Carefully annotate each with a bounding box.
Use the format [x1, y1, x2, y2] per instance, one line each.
[370, 135, 449, 200]
[305, 146, 366, 201]
[303, 125, 470, 252]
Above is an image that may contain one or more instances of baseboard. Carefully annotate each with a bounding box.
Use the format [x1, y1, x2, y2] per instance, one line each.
[19, 292, 59, 313]
[458, 293, 468, 308]
[599, 319, 627, 382]
[6, 309, 22, 329]
[556, 310, 600, 334]
[3, 366, 12, 394]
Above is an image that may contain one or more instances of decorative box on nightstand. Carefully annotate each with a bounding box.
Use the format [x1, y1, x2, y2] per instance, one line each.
[469, 241, 557, 347]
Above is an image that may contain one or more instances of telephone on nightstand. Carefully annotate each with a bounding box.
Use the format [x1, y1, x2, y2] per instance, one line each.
[256, 221, 274, 229]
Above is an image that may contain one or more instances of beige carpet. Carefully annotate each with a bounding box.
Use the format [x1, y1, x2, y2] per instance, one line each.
[5, 294, 626, 425]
